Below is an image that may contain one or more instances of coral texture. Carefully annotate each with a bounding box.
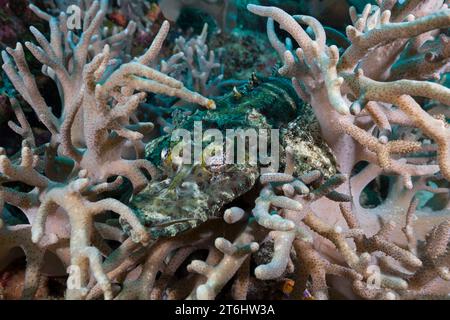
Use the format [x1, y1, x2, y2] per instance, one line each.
[0, 0, 449, 301]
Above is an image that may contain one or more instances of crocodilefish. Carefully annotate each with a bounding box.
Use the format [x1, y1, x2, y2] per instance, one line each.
[123, 75, 337, 238]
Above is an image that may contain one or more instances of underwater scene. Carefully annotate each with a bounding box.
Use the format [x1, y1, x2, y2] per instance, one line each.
[0, 0, 449, 301]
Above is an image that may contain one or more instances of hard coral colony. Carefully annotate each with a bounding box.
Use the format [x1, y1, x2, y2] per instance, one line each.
[0, 0, 448, 301]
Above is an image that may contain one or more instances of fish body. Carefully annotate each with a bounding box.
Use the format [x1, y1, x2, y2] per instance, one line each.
[126, 75, 336, 238]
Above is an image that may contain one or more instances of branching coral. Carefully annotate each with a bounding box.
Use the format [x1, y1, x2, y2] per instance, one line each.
[184, 166, 448, 300]
[248, 1, 450, 181]
[170, 23, 224, 96]
[158, 0, 235, 32]
[0, 0, 450, 301]
[0, 0, 215, 300]
[31, 174, 150, 300]
[44, 0, 155, 32]
[2, 1, 215, 191]
[0, 218, 58, 299]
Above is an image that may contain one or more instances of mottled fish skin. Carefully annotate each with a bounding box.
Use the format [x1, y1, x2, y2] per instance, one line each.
[127, 75, 336, 238]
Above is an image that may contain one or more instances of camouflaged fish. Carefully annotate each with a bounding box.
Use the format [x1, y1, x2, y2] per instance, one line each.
[124, 75, 337, 238]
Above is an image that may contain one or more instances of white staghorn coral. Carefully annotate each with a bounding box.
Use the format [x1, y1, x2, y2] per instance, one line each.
[0, 0, 215, 300]
[169, 23, 224, 96]
[2, 3, 215, 191]
[158, 0, 235, 32]
[0, 0, 450, 301]
[248, 1, 450, 183]
[240, 0, 450, 300]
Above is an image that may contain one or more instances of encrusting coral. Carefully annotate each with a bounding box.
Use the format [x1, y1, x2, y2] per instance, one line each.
[0, 0, 449, 301]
